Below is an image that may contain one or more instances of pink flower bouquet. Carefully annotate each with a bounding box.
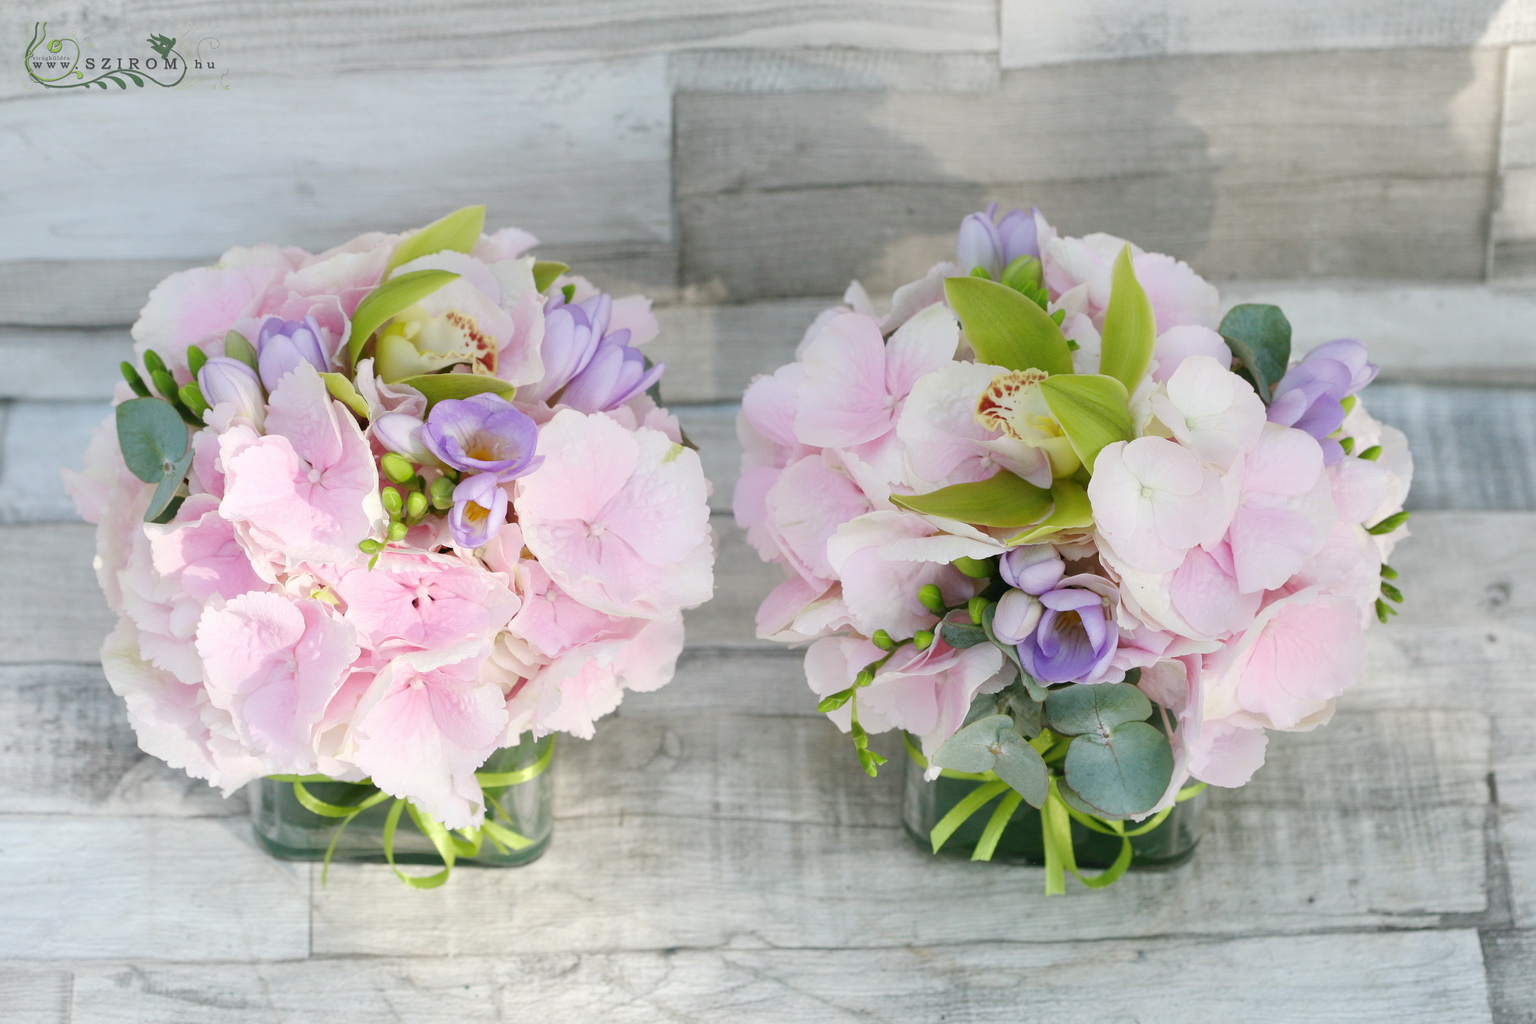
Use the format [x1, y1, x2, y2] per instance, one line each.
[734, 206, 1411, 893]
[69, 206, 715, 885]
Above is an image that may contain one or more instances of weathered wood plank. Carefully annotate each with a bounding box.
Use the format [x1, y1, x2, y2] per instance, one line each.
[0, 815, 309, 960]
[1000, 1, 1529, 67]
[0, 524, 114, 664]
[670, 47, 1000, 93]
[0, 328, 133, 399]
[0, 965, 69, 1024]
[1481, 929, 1536, 1023]
[677, 49, 1500, 299]
[63, 930, 1494, 1023]
[19, 1, 999, 82]
[0, 400, 109, 524]
[1495, 46, 1536, 280]
[1, 58, 673, 265]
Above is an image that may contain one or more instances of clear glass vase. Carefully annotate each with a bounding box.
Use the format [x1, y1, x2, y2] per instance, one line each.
[901, 739, 1206, 870]
[250, 734, 554, 868]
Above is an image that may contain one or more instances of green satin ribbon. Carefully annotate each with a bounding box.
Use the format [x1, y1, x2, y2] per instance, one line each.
[905, 735, 1205, 894]
[270, 737, 554, 889]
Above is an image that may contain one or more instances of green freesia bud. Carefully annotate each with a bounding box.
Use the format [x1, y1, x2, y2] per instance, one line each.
[381, 487, 404, 517]
[968, 596, 990, 625]
[1359, 445, 1383, 461]
[918, 584, 946, 615]
[186, 345, 208, 376]
[406, 491, 429, 521]
[142, 349, 168, 377]
[914, 629, 934, 651]
[1367, 511, 1409, 536]
[1381, 564, 1398, 580]
[855, 667, 876, 687]
[358, 538, 384, 555]
[388, 521, 409, 542]
[381, 453, 415, 484]
[871, 629, 895, 651]
[429, 475, 456, 510]
[121, 361, 151, 398]
[817, 689, 854, 713]
[1339, 436, 1355, 455]
[953, 555, 994, 579]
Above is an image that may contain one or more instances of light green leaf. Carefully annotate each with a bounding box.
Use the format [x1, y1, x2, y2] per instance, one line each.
[319, 372, 370, 418]
[1006, 478, 1093, 545]
[931, 714, 1013, 774]
[399, 372, 515, 409]
[347, 269, 461, 368]
[1000, 254, 1044, 294]
[145, 448, 193, 524]
[944, 275, 1073, 375]
[384, 205, 485, 275]
[891, 472, 1052, 529]
[991, 730, 1049, 808]
[1063, 722, 1174, 818]
[115, 397, 190, 483]
[1219, 303, 1292, 404]
[223, 330, 259, 371]
[1038, 373, 1133, 472]
[532, 260, 569, 293]
[1043, 682, 1153, 737]
[1099, 245, 1156, 391]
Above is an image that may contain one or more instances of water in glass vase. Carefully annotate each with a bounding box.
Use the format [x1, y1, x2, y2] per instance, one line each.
[250, 734, 554, 868]
[901, 738, 1205, 870]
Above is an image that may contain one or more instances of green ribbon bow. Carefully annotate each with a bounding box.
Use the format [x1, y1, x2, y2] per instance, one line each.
[270, 738, 554, 889]
[905, 735, 1205, 894]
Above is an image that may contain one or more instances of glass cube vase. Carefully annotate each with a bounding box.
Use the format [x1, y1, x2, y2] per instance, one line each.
[901, 738, 1206, 871]
[250, 734, 554, 868]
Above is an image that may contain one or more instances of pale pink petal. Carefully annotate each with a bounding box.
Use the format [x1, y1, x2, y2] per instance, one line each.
[795, 314, 894, 447]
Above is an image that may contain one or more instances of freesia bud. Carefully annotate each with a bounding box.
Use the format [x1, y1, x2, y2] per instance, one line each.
[256, 315, 329, 392]
[380, 452, 416, 484]
[1000, 545, 1065, 595]
[196, 356, 265, 427]
[374, 412, 435, 465]
[991, 589, 1044, 645]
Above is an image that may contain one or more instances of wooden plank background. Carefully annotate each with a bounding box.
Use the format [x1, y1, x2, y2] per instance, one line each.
[6, 3, 1536, 1021]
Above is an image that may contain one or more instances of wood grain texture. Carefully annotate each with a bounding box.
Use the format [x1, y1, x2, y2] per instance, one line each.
[1000, 0, 1529, 67]
[0, 815, 309, 960]
[62, 930, 1494, 1024]
[1495, 46, 1536, 279]
[1, 58, 673, 264]
[677, 48, 1501, 299]
[670, 47, 1000, 93]
[1482, 930, 1536, 1023]
[0, 965, 70, 1024]
[20, 0, 1000, 76]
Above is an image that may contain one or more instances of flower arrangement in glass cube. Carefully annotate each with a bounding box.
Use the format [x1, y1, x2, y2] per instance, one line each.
[734, 206, 1411, 891]
[68, 206, 714, 880]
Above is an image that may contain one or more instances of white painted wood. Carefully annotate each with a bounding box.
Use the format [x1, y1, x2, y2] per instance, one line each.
[1001, 0, 1532, 67]
[670, 47, 1000, 93]
[0, 329, 134, 399]
[0, 815, 309, 960]
[0, 524, 114, 664]
[1495, 46, 1536, 279]
[63, 930, 1494, 1024]
[1481, 929, 1536, 1020]
[0, 401, 110, 525]
[0, 58, 673, 264]
[0, 965, 69, 1024]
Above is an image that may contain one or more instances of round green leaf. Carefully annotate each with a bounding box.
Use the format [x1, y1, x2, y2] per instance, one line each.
[1043, 682, 1153, 737]
[115, 397, 190, 484]
[931, 714, 1012, 774]
[991, 730, 1049, 808]
[1219, 303, 1292, 404]
[1063, 722, 1174, 817]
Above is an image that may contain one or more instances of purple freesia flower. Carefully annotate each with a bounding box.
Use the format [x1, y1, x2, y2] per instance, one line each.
[448, 472, 509, 548]
[521, 292, 664, 411]
[1268, 339, 1378, 464]
[256, 315, 329, 392]
[1000, 544, 1065, 595]
[422, 393, 542, 481]
[956, 203, 1041, 279]
[1017, 577, 1117, 684]
[197, 356, 264, 425]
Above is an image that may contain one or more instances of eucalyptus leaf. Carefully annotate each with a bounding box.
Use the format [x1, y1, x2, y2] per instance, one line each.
[347, 269, 461, 368]
[1219, 303, 1292, 404]
[891, 472, 1052, 529]
[1006, 478, 1093, 546]
[1038, 374, 1134, 473]
[532, 260, 569, 293]
[145, 447, 193, 524]
[961, 691, 1004, 729]
[943, 275, 1073, 375]
[224, 330, 259, 371]
[1098, 245, 1156, 391]
[1006, 694, 1043, 739]
[399, 373, 515, 409]
[384, 205, 485, 275]
[1043, 683, 1153, 737]
[991, 730, 1049, 808]
[980, 603, 1026, 678]
[319, 372, 371, 418]
[1063, 722, 1174, 817]
[931, 714, 1013, 774]
[115, 397, 190, 483]
[939, 621, 989, 649]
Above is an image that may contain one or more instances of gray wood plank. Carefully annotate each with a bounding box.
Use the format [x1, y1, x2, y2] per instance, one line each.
[63, 930, 1494, 1023]
[0, 58, 673, 264]
[1482, 929, 1536, 1024]
[0, 328, 133, 399]
[670, 47, 1000, 93]
[0, 400, 110, 524]
[676, 48, 1500, 299]
[0, 815, 309, 960]
[1496, 46, 1536, 280]
[1000, 0, 1527, 67]
[18, 1, 999, 83]
[0, 965, 69, 1024]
